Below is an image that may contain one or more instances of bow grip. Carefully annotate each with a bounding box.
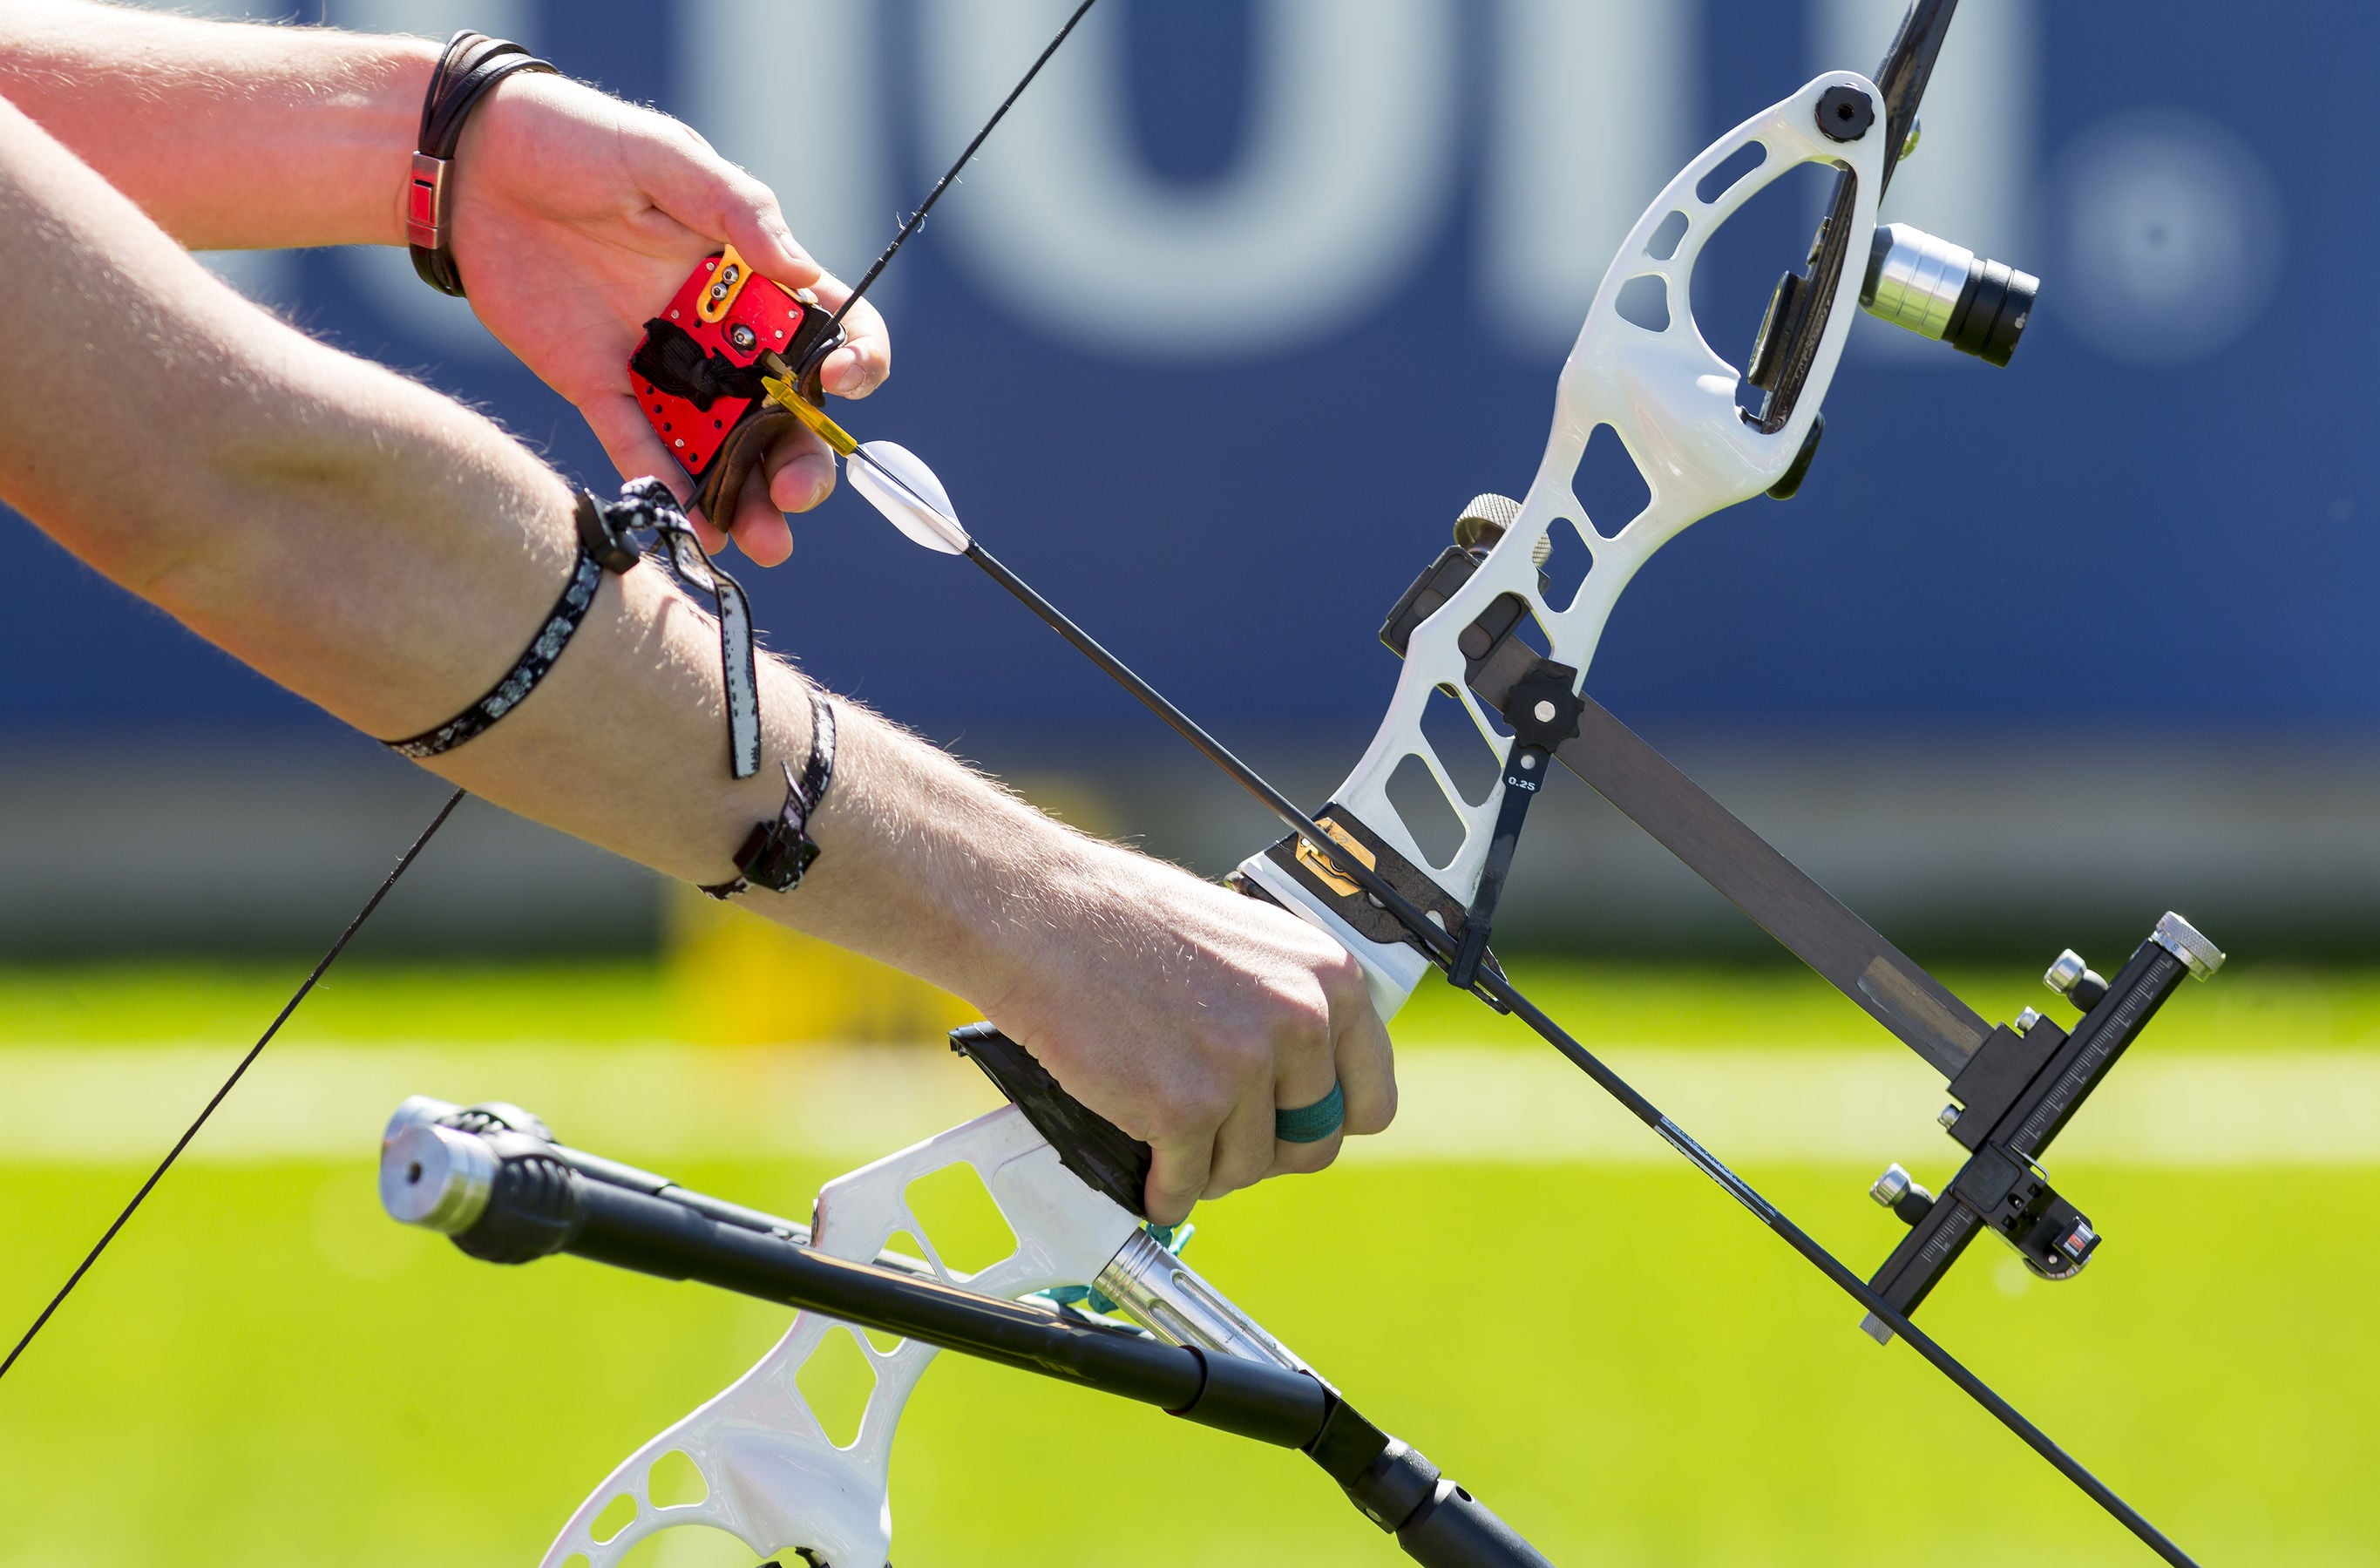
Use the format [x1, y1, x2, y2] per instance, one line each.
[951, 1023, 1154, 1219]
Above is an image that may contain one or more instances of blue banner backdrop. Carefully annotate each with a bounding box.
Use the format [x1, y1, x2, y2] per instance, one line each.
[7, 0, 2370, 750]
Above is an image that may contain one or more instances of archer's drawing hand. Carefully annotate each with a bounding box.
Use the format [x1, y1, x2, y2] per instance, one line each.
[980, 848, 1398, 1225]
[444, 71, 890, 565]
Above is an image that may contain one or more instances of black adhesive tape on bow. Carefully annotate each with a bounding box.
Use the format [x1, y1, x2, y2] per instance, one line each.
[950, 1023, 1153, 1218]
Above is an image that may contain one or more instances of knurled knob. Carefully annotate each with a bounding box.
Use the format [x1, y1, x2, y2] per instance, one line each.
[2153, 913, 2226, 980]
[1451, 493, 1550, 566]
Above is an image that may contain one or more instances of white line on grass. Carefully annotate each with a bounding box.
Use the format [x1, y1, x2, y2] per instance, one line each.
[2, 1043, 2373, 1167]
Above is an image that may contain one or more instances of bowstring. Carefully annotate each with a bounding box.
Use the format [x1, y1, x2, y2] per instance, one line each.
[0, 788, 467, 1382]
[3, 0, 1099, 1388]
[819, 0, 1101, 343]
[0, 0, 1105, 1391]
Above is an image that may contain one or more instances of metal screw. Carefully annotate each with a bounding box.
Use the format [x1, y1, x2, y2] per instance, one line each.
[2044, 949, 2088, 994]
[2014, 1007, 2043, 1035]
[1534, 700, 1556, 723]
[729, 323, 757, 352]
[1869, 1163, 1913, 1208]
[1937, 1102, 1962, 1131]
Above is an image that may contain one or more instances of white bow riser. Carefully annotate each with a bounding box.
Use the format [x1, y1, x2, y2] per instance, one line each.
[1239, 74, 1887, 1022]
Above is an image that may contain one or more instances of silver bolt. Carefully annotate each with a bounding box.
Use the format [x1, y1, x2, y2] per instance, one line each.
[2014, 1007, 2043, 1035]
[1937, 1102, 1962, 1131]
[1533, 700, 1556, 723]
[2044, 949, 2088, 994]
[1519, 753, 1539, 770]
[1869, 1163, 1913, 1208]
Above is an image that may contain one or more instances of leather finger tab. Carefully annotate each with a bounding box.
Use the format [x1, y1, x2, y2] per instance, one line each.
[694, 405, 797, 526]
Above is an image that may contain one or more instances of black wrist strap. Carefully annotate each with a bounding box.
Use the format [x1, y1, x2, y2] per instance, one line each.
[702, 687, 837, 899]
[406, 30, 559, 297]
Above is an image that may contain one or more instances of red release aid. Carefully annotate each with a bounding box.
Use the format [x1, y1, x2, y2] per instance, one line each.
[629, 250, 837, 521]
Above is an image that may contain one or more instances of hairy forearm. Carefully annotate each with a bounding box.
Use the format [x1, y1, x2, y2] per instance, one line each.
[0, 0, 431, 248]
[0, 90, 1114, 1009]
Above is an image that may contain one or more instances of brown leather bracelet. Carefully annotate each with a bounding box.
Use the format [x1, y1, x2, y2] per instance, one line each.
[405, 30, 559, 297]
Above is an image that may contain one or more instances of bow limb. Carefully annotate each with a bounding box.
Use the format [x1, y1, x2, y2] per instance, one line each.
[539, 1105, 1139, 1568]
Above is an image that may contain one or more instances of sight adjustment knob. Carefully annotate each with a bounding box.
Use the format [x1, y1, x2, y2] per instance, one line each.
[1868, 1162, 1936, 1225]
[2044, 948, 2109, 1010]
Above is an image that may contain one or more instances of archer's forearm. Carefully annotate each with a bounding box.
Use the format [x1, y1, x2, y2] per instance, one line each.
[0, 91, 1097, 1008]
[0, 0, 431, 249]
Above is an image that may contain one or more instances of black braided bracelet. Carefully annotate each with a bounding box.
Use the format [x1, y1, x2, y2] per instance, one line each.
[405, 30, 559, 297]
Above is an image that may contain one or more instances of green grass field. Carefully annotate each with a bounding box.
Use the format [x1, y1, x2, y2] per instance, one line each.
[2, 959, 2374, 1566]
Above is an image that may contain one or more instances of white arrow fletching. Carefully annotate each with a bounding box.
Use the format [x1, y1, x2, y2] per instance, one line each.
[851, 440, 970, 555]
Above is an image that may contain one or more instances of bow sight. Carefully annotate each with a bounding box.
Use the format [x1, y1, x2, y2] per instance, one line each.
[551, 11, 2214, 1560]
[3, 1, 2228, 1564]
[1375, 501, 2225, 1340]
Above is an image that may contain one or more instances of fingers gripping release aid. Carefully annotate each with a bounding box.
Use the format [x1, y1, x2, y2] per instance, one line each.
[631, 247, 844, 526]
[1237, 73, 1889, 1021]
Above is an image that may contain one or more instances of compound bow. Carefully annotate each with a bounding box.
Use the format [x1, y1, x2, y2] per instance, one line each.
[397, 4, 2217, 1563]
[12, 3, 2226, 1565]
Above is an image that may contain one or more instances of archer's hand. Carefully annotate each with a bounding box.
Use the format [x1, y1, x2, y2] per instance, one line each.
[444, 71, 888, 565]
[979, 848, 1398, 1225]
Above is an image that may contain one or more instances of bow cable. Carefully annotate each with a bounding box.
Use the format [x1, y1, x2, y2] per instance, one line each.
[0, 788, 466, 1381]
